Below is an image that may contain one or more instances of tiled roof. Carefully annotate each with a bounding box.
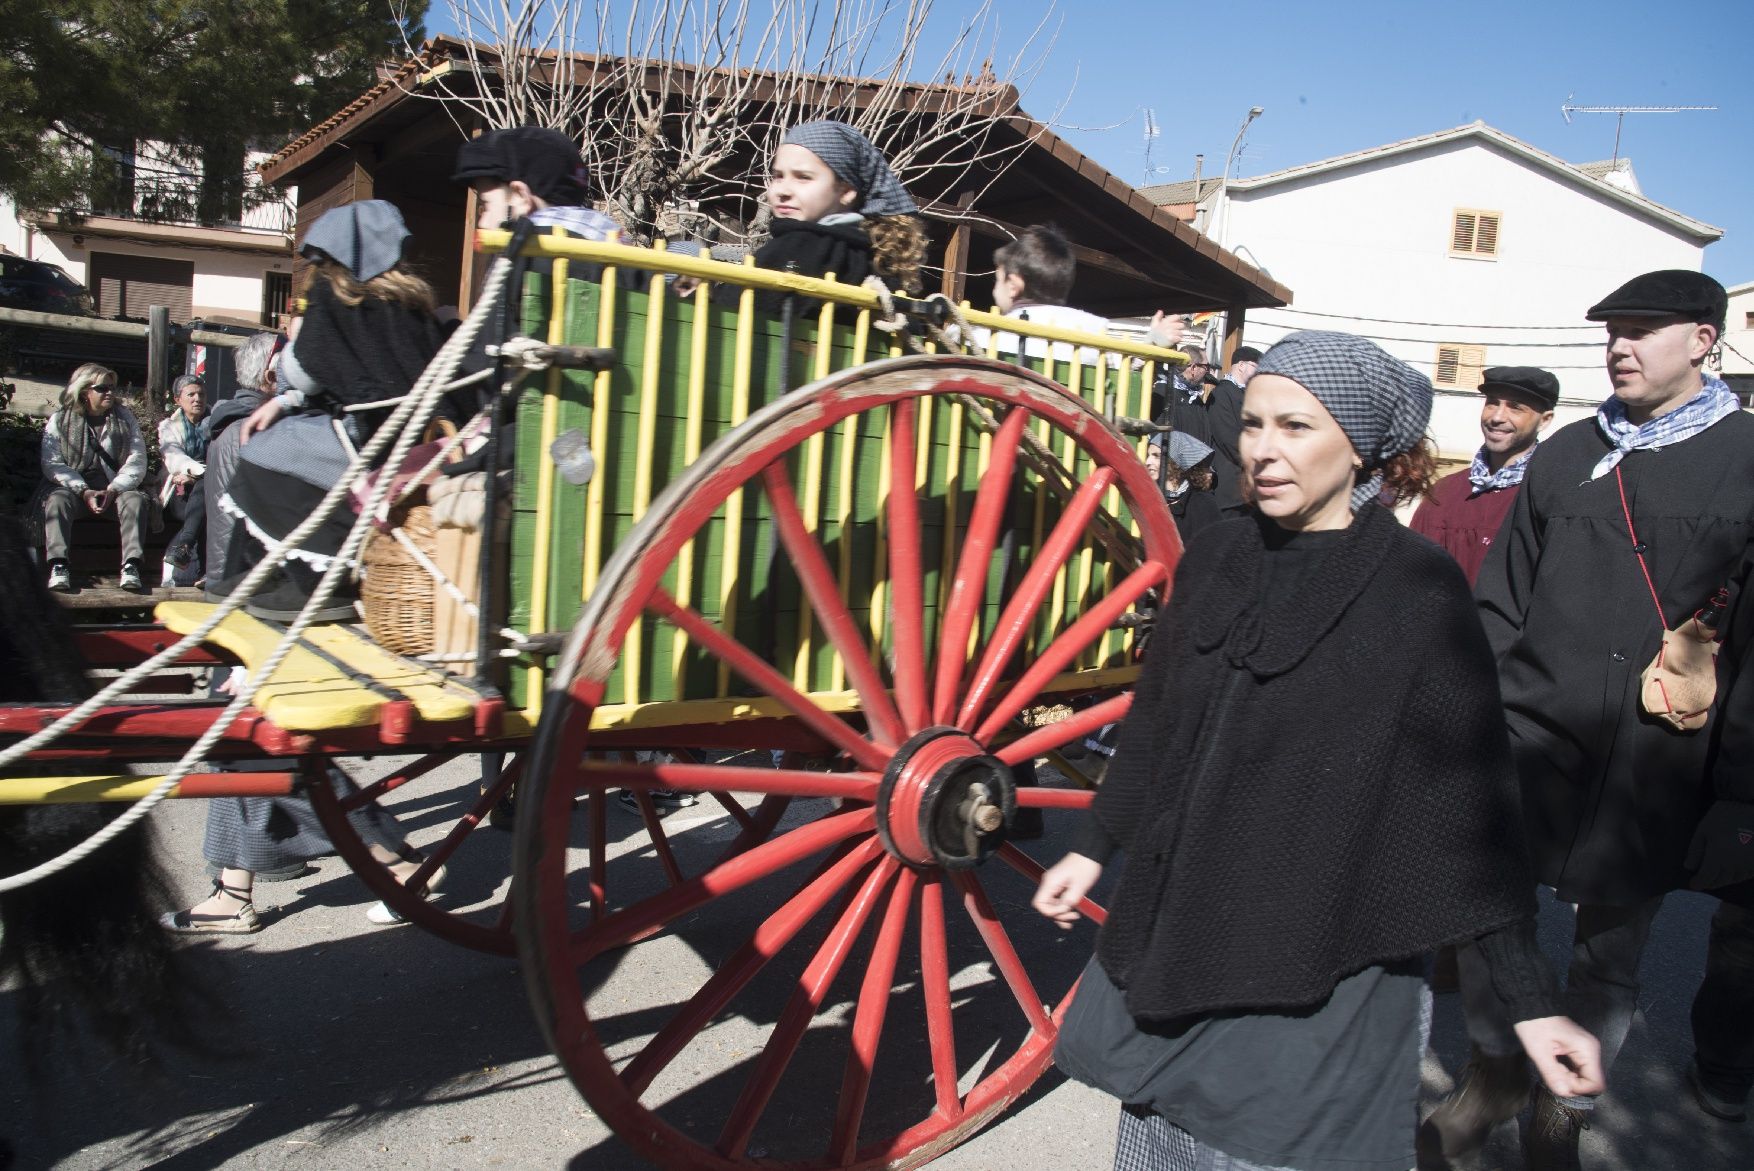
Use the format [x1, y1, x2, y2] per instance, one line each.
[1139, 177, 1222, 205]
[1226, 122, 1717, 240]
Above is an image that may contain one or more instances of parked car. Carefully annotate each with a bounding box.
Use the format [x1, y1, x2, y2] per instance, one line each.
[0, 256, 97, 317]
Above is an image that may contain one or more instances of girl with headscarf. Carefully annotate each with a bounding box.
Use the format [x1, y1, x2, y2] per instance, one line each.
[1033, 332, 1604, 1171]
[754, 119, 927, 298]
[217, 200, 448, 622]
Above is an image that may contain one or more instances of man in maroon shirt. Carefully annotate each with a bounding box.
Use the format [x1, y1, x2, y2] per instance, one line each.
[1410, 367, 1558, 585]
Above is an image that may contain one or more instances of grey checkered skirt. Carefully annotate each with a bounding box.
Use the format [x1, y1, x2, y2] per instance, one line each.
[201, 765, 405, 872]
[1114, 1106, 1299, 1171]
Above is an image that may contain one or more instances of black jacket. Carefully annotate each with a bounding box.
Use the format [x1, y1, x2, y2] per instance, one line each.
[1476, 410, 1754, 906]
[1204, 376, 1248, 514]
[1085, 506, 1545, 1021]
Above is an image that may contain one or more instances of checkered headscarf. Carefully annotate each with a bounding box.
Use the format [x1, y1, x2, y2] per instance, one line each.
[1256, 331, 1434, 511]
[782, 121, 917, 218]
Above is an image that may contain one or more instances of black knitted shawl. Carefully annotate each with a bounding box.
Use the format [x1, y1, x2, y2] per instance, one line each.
[289, 278, 447, 440]
[1091, 504, 1538, 1021]
[750, 218, 873, 310]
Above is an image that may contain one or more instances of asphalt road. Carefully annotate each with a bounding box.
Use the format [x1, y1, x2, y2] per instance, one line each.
[4, 754, 1750, 1171]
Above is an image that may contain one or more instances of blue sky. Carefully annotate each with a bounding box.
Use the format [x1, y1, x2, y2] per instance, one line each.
[429, 0, 1753, 282]
[1025, 0, 1752, 285]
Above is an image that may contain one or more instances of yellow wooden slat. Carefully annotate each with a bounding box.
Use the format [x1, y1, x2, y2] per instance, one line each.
[717, 262, 758, 696]
[155, 603, 474, 730]
[523, 239, 573, 717]
[671, 279, 712, 690]
[624, 244, 669, 704]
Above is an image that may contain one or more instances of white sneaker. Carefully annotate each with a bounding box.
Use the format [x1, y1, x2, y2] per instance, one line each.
[118, 559, 144, 593]
[162, 559, 178, 587]
[46, 561, 72, 592]
[366, 901, 406, 925]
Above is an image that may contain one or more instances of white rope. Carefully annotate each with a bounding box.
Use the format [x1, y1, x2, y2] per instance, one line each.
[491, 335, 557, 370]
[343, 367, 492, 413]
[0, 258, 515, 895]
[389, 527, 479, 616]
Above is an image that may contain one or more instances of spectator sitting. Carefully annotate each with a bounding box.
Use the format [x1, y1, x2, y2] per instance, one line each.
[37, 363, 150, 594]
[157, 373, 208, 587]
[203, 332, 277, 590]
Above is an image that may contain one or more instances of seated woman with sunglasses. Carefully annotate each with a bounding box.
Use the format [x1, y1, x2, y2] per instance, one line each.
[37, 363, 151, 594]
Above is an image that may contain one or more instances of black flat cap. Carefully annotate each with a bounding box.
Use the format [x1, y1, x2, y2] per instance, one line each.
[1585, 269, 1727, 334]
[1479, 366, 1559, 412]
[454, 127, 590, 207]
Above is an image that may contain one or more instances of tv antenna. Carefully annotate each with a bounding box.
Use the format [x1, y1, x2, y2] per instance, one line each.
[1142, 107, 1162, 184]
[1561, 100, 1717, 161]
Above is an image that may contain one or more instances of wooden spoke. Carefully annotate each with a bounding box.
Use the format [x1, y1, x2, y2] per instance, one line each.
[760, 462, 907, 748]
[932, 405, 1033, 725]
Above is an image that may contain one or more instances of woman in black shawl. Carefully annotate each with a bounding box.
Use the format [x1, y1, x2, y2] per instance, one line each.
[218, 200, 447, 621]
[1033, 332, 1603, 1171]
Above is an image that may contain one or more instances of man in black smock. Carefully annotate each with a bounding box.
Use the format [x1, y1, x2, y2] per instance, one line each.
[1427, 270, 1754, 1168]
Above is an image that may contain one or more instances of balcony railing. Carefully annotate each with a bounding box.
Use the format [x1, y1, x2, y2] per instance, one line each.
[82, 173, 294, 236]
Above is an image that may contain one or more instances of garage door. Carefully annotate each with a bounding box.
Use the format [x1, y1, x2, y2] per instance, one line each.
[89, 251, 195, 321]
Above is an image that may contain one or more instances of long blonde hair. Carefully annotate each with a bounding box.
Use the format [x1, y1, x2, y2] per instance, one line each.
[303, 258, 436, 314]
[60, 363, 119, 415]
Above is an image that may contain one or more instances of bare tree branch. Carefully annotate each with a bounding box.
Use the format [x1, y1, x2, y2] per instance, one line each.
[397, 0, 1063, 247]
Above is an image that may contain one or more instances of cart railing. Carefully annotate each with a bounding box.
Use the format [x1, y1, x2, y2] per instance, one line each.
[480, 231, 1183, 724]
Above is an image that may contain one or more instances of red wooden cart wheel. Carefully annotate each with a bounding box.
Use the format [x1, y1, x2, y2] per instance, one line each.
[515, 356, 1181, 1168]
[308, 748, 794, 955]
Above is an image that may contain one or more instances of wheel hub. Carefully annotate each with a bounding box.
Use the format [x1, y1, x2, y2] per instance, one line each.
[875, 727, 1017, 869]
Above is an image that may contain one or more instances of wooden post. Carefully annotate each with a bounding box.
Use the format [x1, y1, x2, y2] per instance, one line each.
[458, 120, 486, 310]
[939, 190, 978, 301]
[147, 306, 170, 403]
[1222, 303, 1248, 366]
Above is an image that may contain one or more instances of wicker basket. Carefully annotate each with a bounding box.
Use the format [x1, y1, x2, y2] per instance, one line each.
[360, 502, 440, 657]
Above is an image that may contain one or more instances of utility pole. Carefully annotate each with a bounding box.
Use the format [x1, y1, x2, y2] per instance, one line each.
[1560, 102, 1717, 162]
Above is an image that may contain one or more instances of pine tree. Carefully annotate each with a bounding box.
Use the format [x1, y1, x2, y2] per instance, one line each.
[0, 1, 428, 221]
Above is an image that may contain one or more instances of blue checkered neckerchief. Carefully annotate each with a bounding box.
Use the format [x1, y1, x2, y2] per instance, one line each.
[1467, 445, 1534, 493]
[1591, 375, 1741, 480]
[1177, 374, 1202, 403]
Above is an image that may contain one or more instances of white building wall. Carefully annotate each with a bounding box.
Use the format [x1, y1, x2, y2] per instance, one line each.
[0, 189, 293, 326]
[1221, 139, 1709, 458]
[1724, 283, 1754, 378]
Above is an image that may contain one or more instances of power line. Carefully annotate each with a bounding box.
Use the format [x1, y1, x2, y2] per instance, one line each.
[1251, 305, 1604, 331]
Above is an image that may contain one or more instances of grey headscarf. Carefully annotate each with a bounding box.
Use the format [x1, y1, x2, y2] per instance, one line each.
[782, 121, 917, 218]
[1256, 331, 1433, 512]
[299, 199, 411, 282]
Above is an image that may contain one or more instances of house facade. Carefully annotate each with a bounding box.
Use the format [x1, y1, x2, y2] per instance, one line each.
[1162, 123, 1722, 459]
[1722, 280, 1754, 402]
[0, 143, 297, 328]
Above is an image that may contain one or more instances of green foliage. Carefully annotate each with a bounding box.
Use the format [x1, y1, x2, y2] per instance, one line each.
[0, 1, 430, 216]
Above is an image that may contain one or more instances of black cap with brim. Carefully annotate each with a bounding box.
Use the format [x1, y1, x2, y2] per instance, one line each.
[1585, 269, 1727, 335]
[1478, 366, 1559, 412]
[453, 127, 590, 207]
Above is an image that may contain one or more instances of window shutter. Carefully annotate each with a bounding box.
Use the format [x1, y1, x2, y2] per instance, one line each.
[1435, 346, 1461, 386]
[1474, 214, 1500, 255]
[1450, 208, 1502, 258]
[1457, 344, 1487, 390]
[1434, 343, 1487, 388]
[1450, 212, 1476, 253]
